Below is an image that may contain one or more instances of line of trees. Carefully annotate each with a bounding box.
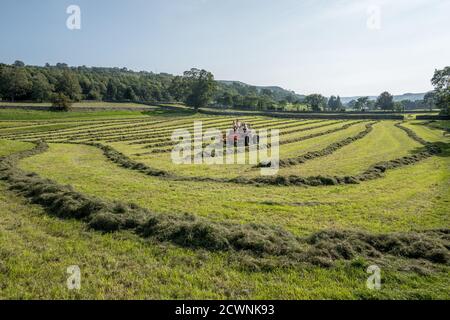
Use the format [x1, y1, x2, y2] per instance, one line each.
[0, 61, 174, 106]
[431, 66, 450, 115]
[0, 62, 298, 111]
[214, 82, 305, 111]
[0, 61, 448, 114]
[344, 67, 449, 114]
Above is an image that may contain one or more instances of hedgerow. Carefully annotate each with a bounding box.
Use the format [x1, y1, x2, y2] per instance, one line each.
[199, 109, 405, 120]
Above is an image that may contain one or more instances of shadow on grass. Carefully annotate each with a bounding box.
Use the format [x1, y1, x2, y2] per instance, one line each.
[408, 143, 450, 157]
[434, 142, 450, 158]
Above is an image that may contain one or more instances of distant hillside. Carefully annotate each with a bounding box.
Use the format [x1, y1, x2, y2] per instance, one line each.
[218, 80, 305, 102]
[340, 92, 427, 104]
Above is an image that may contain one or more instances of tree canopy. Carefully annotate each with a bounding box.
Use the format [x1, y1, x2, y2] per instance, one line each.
[305, 94, 327, 111]
[375, 91, 394, 111]
[0, 62, 301, 111]
[180, 68, 216, 111]
[354, 97, 369, 111]
[431, 67, 450, 114]
[328, 95, 343, 111]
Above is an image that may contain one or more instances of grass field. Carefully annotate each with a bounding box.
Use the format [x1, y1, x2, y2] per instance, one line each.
[0, 108, 449, 299]
[0, 101, 155, 108]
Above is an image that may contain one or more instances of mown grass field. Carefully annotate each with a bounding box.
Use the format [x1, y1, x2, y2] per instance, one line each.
[0, 108, 449, 299]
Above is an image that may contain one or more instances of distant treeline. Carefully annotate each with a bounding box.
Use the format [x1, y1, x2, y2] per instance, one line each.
[0, 61, 298, 110]
[0, 61, 448, 114]
[0, 61, 173, 103]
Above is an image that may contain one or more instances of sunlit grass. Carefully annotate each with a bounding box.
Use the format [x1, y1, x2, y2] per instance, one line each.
[1, 110, 449, 300]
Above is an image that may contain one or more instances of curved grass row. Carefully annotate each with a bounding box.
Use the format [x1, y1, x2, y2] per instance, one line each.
[19, 116, 260, 143]
[125, 122, 371, 178]
[48, 120, 441, 190]
[125, 119, 321, 146]
[48, 116, 241, 142]
[2, 140, 448, 271]
[98, 117, 275, 143]
[131, 120, 351, 157]
[0, 119, 150, 140]
[111, 117, 300, 145]
[141, 120, 346, 151]
[2, 117, 183, 140]
[276, 122, 375, 168]
[19, 141, 449, 238]
[277, 121, 422, 177]
[180, 121, 362, 165]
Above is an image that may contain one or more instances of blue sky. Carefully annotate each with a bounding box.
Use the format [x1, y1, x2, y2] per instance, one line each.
[0, 0, 449, 96]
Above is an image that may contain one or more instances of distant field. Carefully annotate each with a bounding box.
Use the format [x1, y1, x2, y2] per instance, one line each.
[0, 101, 154, 108]
[0, 108, 449, 299]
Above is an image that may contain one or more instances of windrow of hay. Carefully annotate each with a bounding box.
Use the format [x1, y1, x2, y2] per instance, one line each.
[269, 120, 364, 147]
[185, 121, 361, 162]
[61, 121, 442, 188]
[304, 229, 450, 267]
[248, 128, 441, 186]
[87, 142, 171, 177]
[7, 119, 177, 142]
[130, 118, 321, 147]
[66, 116, 242, 143]
[140, 120, 343, 150]
[1, 140, 449, 270]
[262, 122, 375, 168]
[127, 118, 298, 145]
[354, 123, 442, 182]
[141, 120, 363, 157]
[0, 118, 159, 140]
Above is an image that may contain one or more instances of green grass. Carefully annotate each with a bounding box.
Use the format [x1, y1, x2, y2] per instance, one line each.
[107, 121, 366, 179]
[19, 142, 449, 236]
[0, 139, 35, 156]
[404, 121, 450, 142]
[1, 109, 449, 299]
[278, 121, 424, 176]
[0, 109, 156, 121]
[1, 182, 448, 299]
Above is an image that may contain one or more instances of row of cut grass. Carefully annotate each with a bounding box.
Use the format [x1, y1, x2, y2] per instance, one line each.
[277, 121, 424, 177]
[109, 117, 289, 144]
[125, 120, 338, 157]
[3, 181, 448, 299]
[21, 116, 259, 143]
[19, 141, 449, 237]
[0, 116, 192, 140]
[140, 120, 341, 151]
[118, 122, 362, 178]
